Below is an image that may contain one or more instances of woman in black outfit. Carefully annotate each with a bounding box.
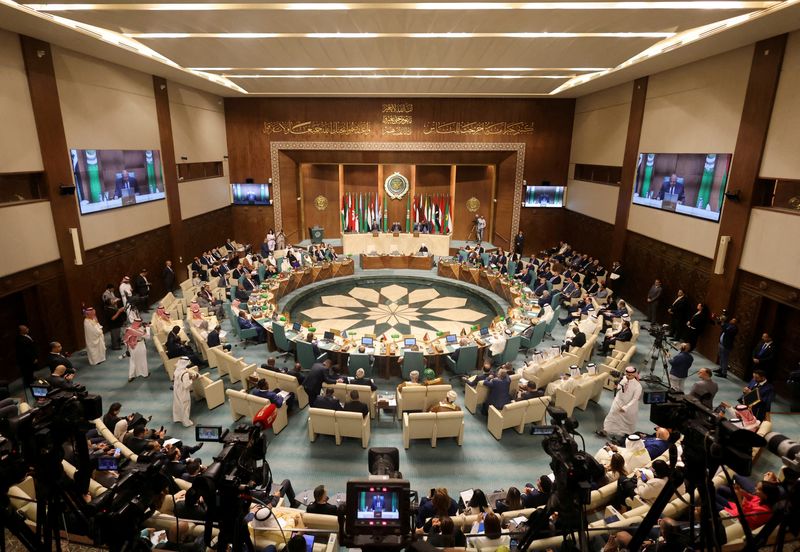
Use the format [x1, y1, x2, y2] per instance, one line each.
[686, 302, 710, 350]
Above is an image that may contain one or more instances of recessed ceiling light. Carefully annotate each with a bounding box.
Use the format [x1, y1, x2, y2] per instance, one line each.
[189, 66, 609, 72]
[225, 73, 570, 79]
[125, 31, 674, 39]
[25, 2, 779, 11]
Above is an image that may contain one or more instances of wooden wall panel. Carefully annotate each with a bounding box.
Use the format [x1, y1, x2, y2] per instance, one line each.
[184, 206, 233, 257]
[493, 154, 517, 249]
[382, 164, 412, 229]
[343, 165, 379, 195]
[453, 165, 493, 242]
[518, 208, 566, 256]
[278, 151, 301, 242]
[561, 211, 615, 268]
[232, 205, 274, 249]
[301, 164, 340, 237]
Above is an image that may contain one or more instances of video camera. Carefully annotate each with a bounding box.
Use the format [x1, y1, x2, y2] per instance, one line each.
[649, 387, 765, 476]
[647, 323, 670, 348]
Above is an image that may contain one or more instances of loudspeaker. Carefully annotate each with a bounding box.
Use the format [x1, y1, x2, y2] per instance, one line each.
[59, 184, 76, 195]
[245, 177, 254, 184]
[724, 189, 741, 201]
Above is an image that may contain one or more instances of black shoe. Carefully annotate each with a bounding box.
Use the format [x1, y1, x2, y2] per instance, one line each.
[595, 430, 608, 438]
[186, 443, 204, 454]
[290, 499, 302, 508]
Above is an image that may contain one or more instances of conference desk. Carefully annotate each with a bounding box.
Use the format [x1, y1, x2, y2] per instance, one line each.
[342, 232, 450, 257]
[360, 254, 433, 270]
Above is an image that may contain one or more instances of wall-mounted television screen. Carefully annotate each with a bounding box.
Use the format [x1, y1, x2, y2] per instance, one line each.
[522, 185, 565, 208]
[231, 183, 272, 206]
[632, 153, 732, 222]
[71, 149, 165, 215]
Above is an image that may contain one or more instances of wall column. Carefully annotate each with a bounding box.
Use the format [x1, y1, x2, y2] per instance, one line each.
[704, 35, 788, 323]
[610, 77, 648, 263]
[20, 36, 86, 349]
[153, 76, 187, 278]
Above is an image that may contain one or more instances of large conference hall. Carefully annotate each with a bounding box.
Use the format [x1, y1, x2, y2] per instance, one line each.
[1, 1, 800, 551]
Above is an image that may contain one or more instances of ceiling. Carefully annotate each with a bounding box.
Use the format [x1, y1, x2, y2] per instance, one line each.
[2, 0, 800, 97]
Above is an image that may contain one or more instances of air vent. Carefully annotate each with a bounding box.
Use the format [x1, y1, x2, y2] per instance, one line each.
[660, 41, 683, 54]
[699, 25, 726, 39]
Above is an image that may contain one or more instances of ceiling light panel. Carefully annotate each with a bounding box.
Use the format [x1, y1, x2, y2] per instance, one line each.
[136, 35, 663, 69]
[17, 7, 762, 36]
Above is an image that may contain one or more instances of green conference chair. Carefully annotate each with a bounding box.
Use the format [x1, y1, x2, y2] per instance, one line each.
[458, 250, 468, 263]
[297, 340, 327, 371]
[524, 322, 548, 356]
[500, 335, 522, 365]
[229, 311, 259, 348]
[271, 321, 295, 363]
[348, 353, 373, 378]
[550, 292, 562, 307]
[545, 306, 562, 339]
[507, 261, 517, 280]
[257, 265, 266, 282]
[445, 345, 478, 376]
[480, 253, 490, 267]
[401, 351, 424, 380]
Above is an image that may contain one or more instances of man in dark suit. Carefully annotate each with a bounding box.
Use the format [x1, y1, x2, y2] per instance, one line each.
[714, 318, 738, 378]
[123, 425, 152, 455]
[344, 390, 370, 417]
[46, 364, 79, 390]
[206, 325, 223, 348]
[306, 485, 339, 516]
[668, 342, 694, 392]
[250, 379, 284, 407]
[667, 289, 690, 341]
[533, 277, 548, 296]
[305, 333, 323, 359]
[303, 359, 340, 402]
[15, 325, 38, 387]
[481, 368, 511, 415]
[390, 221, 402, 232]
[46, 341, 74, 375]
[562, 327, 586, 353]
[313, 388, 342, 411]
[658, 173, 685, 202]
[599, 320, 633, 355]
[352, 368, 377, 391]
[133, 268, 151, 312]
[162, 260, 176, 291]
[752, 332, 776, 377]
[113, 169, 138, 199]
[513, 231, 524, 255]
[741, 370, 774, 421]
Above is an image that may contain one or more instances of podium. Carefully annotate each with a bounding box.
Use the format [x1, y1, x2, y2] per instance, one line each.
[310, 226, 324, 244]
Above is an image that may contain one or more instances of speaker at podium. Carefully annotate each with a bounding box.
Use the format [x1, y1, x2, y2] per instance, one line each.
[310, 226, 324, 244]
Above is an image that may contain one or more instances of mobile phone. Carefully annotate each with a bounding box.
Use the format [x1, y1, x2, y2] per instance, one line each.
[114, 447, 121, 456]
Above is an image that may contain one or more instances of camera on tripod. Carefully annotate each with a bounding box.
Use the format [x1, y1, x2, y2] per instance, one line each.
[647, 323, 670, 347]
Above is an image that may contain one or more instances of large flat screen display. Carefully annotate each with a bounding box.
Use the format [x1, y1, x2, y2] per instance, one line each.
[632, 153, 732, 222]
[71, 149, 166, 215]
[231, 183, 272, 206]
[522, 185, 565, 208]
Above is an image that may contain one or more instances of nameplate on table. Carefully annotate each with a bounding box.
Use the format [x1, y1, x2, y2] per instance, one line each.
[372, 232, 379, 237]
[393, 232, 400, 237]
[413, 232, 420, 237]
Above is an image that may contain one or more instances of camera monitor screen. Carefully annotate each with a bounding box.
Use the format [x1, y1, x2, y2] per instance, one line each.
[345, 479, 410, 535]
[522, 185, 565, 208]
[195, 425, 223, 442]
[31, 385, 49, 398]
[632, 153, 732, 222]
[232, 183, 272, 206]
[403, 338, 416, 347]
[97, 456, 119, 471]
[71, 149, 166, 215]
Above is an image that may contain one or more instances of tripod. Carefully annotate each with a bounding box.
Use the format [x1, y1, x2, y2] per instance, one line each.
[466, 224, 478, 243]
[642, 334, 673, 386]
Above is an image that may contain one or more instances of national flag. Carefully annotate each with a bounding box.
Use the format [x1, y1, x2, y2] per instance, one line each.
[444, 197, 451, 233]
[405, 193, 411, 231]
[341, 193, 346, 231]
[145, 150, 157, 194]
[641, 153, 655, 198]
[697, 154, 716, 210]
[85, 149, 102, 203]
[383, 195, 388, 231]
[71, 149, 85, 203]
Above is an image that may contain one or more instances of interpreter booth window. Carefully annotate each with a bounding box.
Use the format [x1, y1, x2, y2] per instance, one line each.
[0, 172, 45, 204]
[755, 178, 800, 213]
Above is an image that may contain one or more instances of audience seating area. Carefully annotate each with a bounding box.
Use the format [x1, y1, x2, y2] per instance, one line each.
[396, 384, 453, 417]
[487, 395, 551, 440]
[402, 410, 465, 448]
[307, 407, 371, 447]
[226, 388, 289, 434]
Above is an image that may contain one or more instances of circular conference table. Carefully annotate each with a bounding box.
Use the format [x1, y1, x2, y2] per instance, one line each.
[242, 256, 547, 379]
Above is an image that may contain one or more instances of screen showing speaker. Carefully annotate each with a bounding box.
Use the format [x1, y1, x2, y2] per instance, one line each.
[231, 183, 272, 205]
[522, 185, 565, 208]
[71, 149, 166, 215]
[632, 153, 732, 222]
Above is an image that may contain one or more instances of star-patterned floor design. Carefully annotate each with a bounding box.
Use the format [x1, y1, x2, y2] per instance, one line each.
[284, 276, 504, 338]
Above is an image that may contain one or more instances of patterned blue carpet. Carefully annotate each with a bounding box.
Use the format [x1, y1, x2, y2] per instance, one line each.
[13, 267, 797, 502]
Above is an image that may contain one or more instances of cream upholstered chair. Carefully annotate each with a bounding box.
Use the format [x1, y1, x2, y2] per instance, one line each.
[424, 384, 452, 410]
[464, 375, 520, 413]
[323, 382, 348, 403]
[308, 408, 337, 443]
[487, 400, 529, 440]
[154, 338, 179, 380]
[225, 389, 289, 434]
[599, 346, 636, 390]
[335, 410, 371, 448]
[256, 367, 310, 409]
[434, 411, 465, 447]
[229, 359, 257, 384]
[522, 395, 550, 427]
[403, 412, 437, 448]
[397, 385, 427, 416]
[190, 369, 225, 410]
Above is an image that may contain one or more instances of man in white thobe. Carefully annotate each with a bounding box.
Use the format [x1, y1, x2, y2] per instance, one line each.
[83, 307, 106, 365]
[119, 276, 133, 307]
[602, 366, 642, 437]
[172, 357, 198, 427]
[124, 318, 150, 382]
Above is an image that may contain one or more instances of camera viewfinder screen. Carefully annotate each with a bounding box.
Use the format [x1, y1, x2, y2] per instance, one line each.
[355, 487, 400, 525]
[195, 426, 221, 442]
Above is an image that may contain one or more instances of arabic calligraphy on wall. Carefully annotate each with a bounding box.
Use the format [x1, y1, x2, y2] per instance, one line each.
[423, 121, 535, 136]
[382, 103, 414, 113]
[262, 121, 372, 136]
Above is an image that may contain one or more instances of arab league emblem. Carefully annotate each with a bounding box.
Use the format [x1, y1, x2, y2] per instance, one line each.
[314, 195, 329, 211]
[466, 197, 481, 213]
[384, 172, 410, 199]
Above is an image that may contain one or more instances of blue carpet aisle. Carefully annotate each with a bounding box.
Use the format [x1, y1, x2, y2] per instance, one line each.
[13, 265, 797, 503]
